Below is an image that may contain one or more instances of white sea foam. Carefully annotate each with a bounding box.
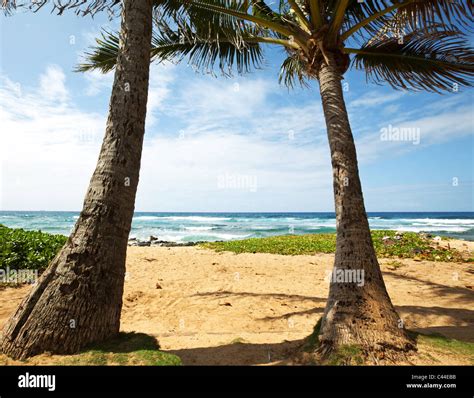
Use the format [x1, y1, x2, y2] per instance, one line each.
[395, 226, 469, 233]
[208, 233, 250, 240]
[184, 226, 214, 231]
[161, 216, 231, 222]
[409, 218, 474, 225]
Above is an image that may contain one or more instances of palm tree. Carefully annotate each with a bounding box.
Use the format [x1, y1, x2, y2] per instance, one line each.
[83, 0, 473, 361]
[1, 0, 155, 359]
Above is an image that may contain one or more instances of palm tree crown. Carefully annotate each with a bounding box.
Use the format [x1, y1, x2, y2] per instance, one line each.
[80, 0, 473, 92]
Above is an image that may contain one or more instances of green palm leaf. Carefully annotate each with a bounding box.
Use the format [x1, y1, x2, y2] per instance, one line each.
[76, 30, 120, 73]
[348, 29, 474, 92]
[77, 19, 265, 75]
[278, 54, 310, 88]
[76, 0, 474, 93]
[342, 0, 473, 41]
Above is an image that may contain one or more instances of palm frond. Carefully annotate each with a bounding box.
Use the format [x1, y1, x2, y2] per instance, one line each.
[395, 0, 473, 31]
[252, 0, 283, 21]
[156, 0, 301, 40]
[152, 19, 265, 75]
[77, 19, 265, 75]
[342, 0, 473, 42]
[157, 0, 248, 32]
[278, 54, 310, 88]
[1, 0, 121, 16]
[349, 29, 474, 92]
[76, 30, 120, 73]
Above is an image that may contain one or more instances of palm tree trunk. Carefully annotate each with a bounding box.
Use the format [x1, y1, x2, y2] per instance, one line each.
[316, 55, 415, 361]
[1, 0, 154, 360]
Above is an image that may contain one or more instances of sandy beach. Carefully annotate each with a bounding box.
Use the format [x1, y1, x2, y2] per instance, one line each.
[1, 240, 473, 365]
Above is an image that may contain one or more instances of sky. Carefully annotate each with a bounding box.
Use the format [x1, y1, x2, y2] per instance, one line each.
[0, 7, 473, 212]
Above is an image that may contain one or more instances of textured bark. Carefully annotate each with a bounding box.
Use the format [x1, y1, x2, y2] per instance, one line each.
[316, 55, 415, 360]
[1, 0, 154, 359]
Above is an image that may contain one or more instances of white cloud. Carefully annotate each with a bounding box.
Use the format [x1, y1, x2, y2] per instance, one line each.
[83, 69, 114, 96]
[138, 133, 332, 212]
[356, 100, 473, 162]
[39, 65, 69, 102]
[0, 65, 334, 211]
[349, 90, 405, 108]
[1, 64, 471, 212]
[146, 63, 176, 127]
[0, 68, 106, 210]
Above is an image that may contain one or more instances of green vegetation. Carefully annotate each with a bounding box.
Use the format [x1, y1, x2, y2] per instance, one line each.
[202, 234, 337, 256]
[202, 230, 465, 262]
[301, 321, 474, 365]
[385, 260, 405, 270]
[301, 318, 364, 365]
[371, 230, 462, 261]
[0, 224, 67, 272]
[61, 332, 181, 366]
[303, 318, 322, 352]
[326, 345, 365, 366]
[413, 331, 474, 364]
[230, 337, 249, 345]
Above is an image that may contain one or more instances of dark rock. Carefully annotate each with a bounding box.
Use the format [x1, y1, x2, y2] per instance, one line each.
[129, 239, 207, 247]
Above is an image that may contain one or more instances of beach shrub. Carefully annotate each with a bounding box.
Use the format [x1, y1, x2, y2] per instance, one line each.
[371, 230, 464, 261]
[0, 224, 67, 271]
[202, 230, 465, 261]
[202, 233, 337, 256]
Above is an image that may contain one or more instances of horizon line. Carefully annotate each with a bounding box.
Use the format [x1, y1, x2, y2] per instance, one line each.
[1, 210, 474, 214]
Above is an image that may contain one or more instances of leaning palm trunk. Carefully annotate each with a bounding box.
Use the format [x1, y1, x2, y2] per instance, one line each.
[77, 0, 473, 363]
[1, 0, 154, 360]
[316, 54, 415, 360]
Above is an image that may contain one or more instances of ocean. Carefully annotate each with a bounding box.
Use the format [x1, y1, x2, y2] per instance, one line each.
[1, 211, 474, 242]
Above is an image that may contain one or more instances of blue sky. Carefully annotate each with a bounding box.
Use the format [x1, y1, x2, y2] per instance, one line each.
[0, 8, 473, 212]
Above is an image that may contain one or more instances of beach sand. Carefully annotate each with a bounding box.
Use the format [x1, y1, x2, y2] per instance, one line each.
[0, 240, 473, 365]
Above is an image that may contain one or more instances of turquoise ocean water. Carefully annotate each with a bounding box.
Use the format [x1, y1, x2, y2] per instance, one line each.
[1, 211, 473, 242]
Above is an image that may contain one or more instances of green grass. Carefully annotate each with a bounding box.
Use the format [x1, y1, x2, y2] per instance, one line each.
[0, 224, 67, 272]
[303, 318, 322, 352]
[301, 318, 364, 365]
[326, 345, 365, 365]
[385, 260, 405, 269]
[301, 321, 474, 365]
[201, 230, 465, 261]
[413, 331, 474, 363]
[229, 337, 249, 345]
[61, 332, 182, 366]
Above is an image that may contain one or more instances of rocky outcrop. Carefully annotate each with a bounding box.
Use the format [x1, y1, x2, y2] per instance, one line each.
[127, 236, 206, 247]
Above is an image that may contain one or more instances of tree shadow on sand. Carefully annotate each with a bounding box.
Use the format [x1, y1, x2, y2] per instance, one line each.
[384, 270, 474, 342]
[192, 290, 326, 303]
[85, 332, 160, 353]
[385, 270, 474, 305]
[59, 332, 181, 366]
[166, 338, 305, 365]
